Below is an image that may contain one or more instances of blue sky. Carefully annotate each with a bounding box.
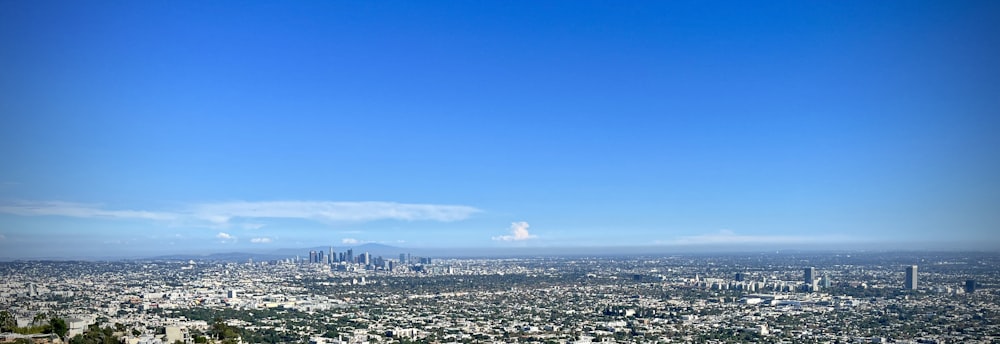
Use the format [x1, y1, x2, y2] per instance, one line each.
[1, 1, 998, 258]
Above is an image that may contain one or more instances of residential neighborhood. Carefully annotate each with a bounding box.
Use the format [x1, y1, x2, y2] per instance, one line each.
[2, 251, 997, 343]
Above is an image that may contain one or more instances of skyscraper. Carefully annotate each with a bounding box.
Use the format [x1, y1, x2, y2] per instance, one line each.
[804, 267, 815, 285]
[309, 250, 317, 264]
[329, 246, 335, 264]
[904, 265, 918, 290]
[965, 279, 976, 294]
[346, 249, 354, 263]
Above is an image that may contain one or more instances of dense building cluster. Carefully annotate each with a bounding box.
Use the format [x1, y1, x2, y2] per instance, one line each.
[1, 251, 997, 343]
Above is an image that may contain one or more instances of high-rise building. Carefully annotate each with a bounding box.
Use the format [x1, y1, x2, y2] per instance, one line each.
[309, 251, 317, 264]
[804, 267, 815, 285]
[734, 273, 745, 282]
[317, 251, 324, 264]
[329, 246, 335, 264]
[904, 265, 918, 290]
[400, 253, 407, 264]
[346, 249, 354, 263]
[965, 279, 976, 294]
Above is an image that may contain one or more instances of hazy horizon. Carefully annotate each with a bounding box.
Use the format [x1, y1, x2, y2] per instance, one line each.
[4, 240, 997, 262]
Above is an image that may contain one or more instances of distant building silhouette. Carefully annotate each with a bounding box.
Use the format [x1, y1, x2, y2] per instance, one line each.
[804, 267, 815, 285]
[735, 272, 744, 282]
[965, 279, 976, 294]
[904, 265, 918, 290]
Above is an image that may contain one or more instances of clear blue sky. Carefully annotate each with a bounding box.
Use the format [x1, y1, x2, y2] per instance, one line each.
[1, 1, 998, 258]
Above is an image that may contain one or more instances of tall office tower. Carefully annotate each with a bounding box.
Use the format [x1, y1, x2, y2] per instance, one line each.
[804, 267, 815, 284]
[317, 251, 324, 264]
[329, 247, 335, 264]
[734, 273, 745, 282]
[339, 252, 345, 262]
[965, 279, 976, 294]
[346, 249, 354, 263]
[400, 253, 407, 264]
[904, 265, 918, 290]
[361, 252, 371, 265]
[309, 251, 317, 264]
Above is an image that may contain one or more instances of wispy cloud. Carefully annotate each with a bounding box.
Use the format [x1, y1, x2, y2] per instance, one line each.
[193, 201, 479, 224]
[250, 237, 272, 244]
[659, 230, 851, 245]
[0, 200, 481, 227]
[216, 232, 234, 240]
[0, 201, 178, 221]
[493, 221, 537, 241]
[341, 238, 360, 245]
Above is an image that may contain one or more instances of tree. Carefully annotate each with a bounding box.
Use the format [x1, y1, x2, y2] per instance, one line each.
[49, 318, 68, 338]
[0, 310, 16, 332]
[69, 326, 120, 344]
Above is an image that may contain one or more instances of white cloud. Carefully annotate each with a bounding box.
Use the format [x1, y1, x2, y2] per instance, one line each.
[0, 201, 177, 221]
[193, 201, 479, 224]
[250, 237, 272, 244]
[493, 221, 537, 241]
[0, 200, 481, 227]
[341, 238, 360, 245]
[659, 230, 851, 245]
[216, 232, 235, 241]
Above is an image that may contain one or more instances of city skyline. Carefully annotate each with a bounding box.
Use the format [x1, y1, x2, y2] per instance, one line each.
[2, 1, 999, 259]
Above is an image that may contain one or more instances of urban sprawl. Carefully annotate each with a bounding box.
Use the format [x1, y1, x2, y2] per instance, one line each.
[1, 250, 997, 344]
